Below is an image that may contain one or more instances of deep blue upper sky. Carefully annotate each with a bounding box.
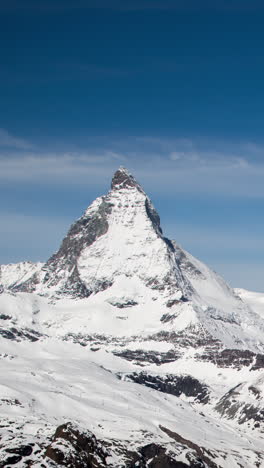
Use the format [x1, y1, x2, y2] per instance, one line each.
[1, 0, 264, 290]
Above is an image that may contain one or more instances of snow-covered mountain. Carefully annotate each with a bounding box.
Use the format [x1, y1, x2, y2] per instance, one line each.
[0, 261, 43, 292]
[0, 168, 263, 467]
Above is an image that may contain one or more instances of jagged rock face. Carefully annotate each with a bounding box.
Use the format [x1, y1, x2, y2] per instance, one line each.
[13, 167, 190, 300]
[44, 422, 108, 467]
[119, 373, 210, 404]
[38, 423, 215, 468]
[215, 376, 264, 428]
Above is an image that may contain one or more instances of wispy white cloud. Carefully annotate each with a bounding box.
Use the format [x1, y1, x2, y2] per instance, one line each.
[1, 136, 264, 197]
[0, 128, 34, 150]
[1, 134, 264, 291]
[0, 151, 126, 187]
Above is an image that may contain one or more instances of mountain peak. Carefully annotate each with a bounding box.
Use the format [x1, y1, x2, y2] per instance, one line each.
[111, 167, 143, 192]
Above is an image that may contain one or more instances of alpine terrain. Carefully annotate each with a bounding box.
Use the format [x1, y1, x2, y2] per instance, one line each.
[0, 167, 263, 468]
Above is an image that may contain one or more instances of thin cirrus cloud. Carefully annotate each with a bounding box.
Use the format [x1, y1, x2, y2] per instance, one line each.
[1, 146, 263, 198]
[0, 128, 34, 150]
[1, 131, 264, 290]
[1, 130, 264, 197]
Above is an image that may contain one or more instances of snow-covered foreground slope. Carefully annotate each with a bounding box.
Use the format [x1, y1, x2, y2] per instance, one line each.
[0, 338, 263, 468]
[1, 168, 264, 467]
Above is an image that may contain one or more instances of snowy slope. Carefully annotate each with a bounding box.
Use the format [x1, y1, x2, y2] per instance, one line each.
[1, 167, 264, 467]
[0, 338, 263, 468]
[0, 261, 43, 291]
[235, 288, 264, 319]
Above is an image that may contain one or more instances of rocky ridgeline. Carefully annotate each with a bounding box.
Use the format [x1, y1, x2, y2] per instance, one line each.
[0, 422, 219, 468]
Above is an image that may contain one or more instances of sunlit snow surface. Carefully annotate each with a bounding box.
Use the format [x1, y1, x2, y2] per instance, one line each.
[0, 169, 264, 466]
[0, 290, 264, 466]
[0, 336, 264, 468]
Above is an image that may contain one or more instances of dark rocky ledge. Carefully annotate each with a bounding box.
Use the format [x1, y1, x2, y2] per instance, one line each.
[44, 422, 108, 467]
[38, 422, 220, 467]
[119, 372, 210, 404]
[197, 348, 264, 370]
[111, 167, 143, 192]
[113, 349, 182, 365]
[160, 426, 219, 468]
[215, 383, 264, 427]
[13, 198, 113, 298]
[0, 326, 43, 342]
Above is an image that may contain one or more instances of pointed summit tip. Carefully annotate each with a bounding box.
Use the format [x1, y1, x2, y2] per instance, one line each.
[111, 166, 143, 192]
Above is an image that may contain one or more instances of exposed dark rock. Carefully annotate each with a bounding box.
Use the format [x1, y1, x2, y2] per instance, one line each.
[166, 299, 181, 308]
[45, 422, 108, 467]
[13, 198, 113, 298]
[0, 314, 12, 320]
[248, 385, 261, 399]
[1, 454, 22, 466]
[173, 244, 205, 280]
[160, 312, 178, 323]
[111, 167, 143, 192]
[108, 299, 138, 308]
[160, 426, 219, 468]
[198, 348, 264, 370]
[0, 327, 43, 342]
[41, 423, 216, 468]
[129, 443, 194, 467]
[120, 372, 210, 403]
[150, 329, 222, 350]
[215, 384, 264, 425]
[12, 271, 40, 294]
[5, 444, 33, 457]
[145, 198, 162, 236]
[0, 398, 22, 406]
[113, 349, 181, 365]
[252, 354, 264, 370]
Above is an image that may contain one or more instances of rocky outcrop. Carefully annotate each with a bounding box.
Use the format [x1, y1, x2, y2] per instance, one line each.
[0, 326, 43, 342]
[43, 423, 214, 468]
[13, 198, 113, 298]
[160, 426, 219, 468]
[120, 373, 210, 403]
[0, 261, 43, 292]
[113, 349, 182, 365]
[215, 380, 264, 428]
[197, 348, 264, 370]
[44, 422, 108, 467]
[128, 443, 205, 467]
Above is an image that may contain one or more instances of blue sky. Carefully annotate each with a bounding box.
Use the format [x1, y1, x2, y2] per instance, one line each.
[1, 0, 264, 291]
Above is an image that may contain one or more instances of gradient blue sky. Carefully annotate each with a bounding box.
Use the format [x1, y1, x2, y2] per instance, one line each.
[1, 0, 264, 291]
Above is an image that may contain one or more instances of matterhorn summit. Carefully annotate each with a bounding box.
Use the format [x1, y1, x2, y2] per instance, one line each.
[6, 167, 264, 351]
[0, 168, 264, 468]
[12, 167, 189, 301]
